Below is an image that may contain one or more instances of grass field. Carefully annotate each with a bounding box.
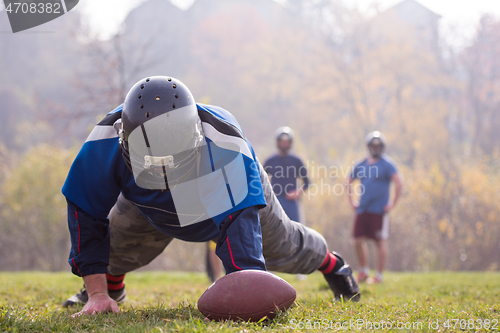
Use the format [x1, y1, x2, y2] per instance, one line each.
[0, 271, 499, 332]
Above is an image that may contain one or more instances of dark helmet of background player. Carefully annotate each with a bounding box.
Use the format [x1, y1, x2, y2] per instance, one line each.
[276, 126, 294, 155]
[114, 76, 204, 190]
[365, 131, 386, 158]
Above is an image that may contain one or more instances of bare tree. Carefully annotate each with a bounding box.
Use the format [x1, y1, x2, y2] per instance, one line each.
[462, 15, 500, 155]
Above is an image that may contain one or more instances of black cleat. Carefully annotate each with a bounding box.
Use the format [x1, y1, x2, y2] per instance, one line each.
[62, 285, 127, 307]
[323, 252, 361, 302]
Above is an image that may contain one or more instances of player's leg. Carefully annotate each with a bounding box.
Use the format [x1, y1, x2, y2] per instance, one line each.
[373, 214, 390, 282]
[277, 196, 300, 222]
[374, 239, 388, 281]
[258, 162, 327, 273]
[206, 239, 223, 282]
[107, 193, 174, 276]
[63, 193, 173, 307]
[353, 213, 370, 282]
[257, 161, 360, 300]
[205, 242, 215, 282]
[354, 237, 369, 281]
[277, 194, 306, 280]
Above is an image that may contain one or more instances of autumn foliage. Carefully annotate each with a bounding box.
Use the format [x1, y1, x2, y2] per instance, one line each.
[0, 0, 499, 271]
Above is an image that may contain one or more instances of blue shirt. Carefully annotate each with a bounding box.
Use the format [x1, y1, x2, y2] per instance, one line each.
[263, 154, 309, 197]
[351, 155, 397, 214]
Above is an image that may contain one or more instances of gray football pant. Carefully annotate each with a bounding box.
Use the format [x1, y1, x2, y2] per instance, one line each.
[107, 162, 328, 276]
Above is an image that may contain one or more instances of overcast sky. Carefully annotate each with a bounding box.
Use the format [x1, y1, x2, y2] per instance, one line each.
[3, 0, 498, 41]
[75, 0, 500, 41]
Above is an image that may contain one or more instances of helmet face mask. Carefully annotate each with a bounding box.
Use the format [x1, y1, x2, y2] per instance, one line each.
[118, 76, 203, 190]
[368, 138, 384, 158]
[365, 131, 386, 158]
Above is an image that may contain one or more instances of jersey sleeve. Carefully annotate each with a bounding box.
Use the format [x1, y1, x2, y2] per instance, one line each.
[387, 163, 397, 178]
[351, 162, 361, 179]
[67, 199, 110, 277]
[215, 206, 266, 274]
[263, 156, 273, 174]
[62, 128, 125, 276]
[384, 157, 398, 179]
[62, 138, 123, 220]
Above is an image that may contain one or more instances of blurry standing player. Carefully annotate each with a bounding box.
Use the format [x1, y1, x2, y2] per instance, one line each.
[264, 127, 310, 280]
[263, 127, 309, 223]
[61, 76, 360, 316]
[205, 241, 223, 282]
[346, 131, 402, 283]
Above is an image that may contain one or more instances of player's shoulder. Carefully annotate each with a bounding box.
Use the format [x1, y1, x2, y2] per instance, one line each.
[85, 104, 123, 143]
[264, 153, 280, 165]
[354, 157, 368, 168]
[287, 153, 305, 164]
[97, 104, 123, 125]
[380, 154, 398, 168]
[380, 154, 396, 166]
[196, 103, 244, 138]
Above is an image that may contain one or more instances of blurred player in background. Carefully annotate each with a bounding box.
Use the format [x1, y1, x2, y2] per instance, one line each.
[263, 127, 309, 223]
[264, 127, 310, 280]
[205, 241, 223, 282]
[346, 131, 403, 283]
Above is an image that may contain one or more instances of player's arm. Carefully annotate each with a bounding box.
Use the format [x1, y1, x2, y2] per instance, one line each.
[72, 274, 119, 317]
[263, 159, 273, 182]
[215, 206, 266, 274]
[67, 199, 111, 277]
[67, 199, 119, 316]
[286, 159, 309, 200]
[345, 176, 359, 210]
[384, 172, 403, 212]
[298, 159, 310, 192]
[346, 161, 362, 210]
[62, 127, 124, 315]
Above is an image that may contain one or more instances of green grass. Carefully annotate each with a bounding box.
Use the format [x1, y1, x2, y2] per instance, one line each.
[0, 271, 499, 332]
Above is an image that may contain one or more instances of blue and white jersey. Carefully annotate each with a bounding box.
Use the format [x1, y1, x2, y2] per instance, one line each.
[62, 103, 267, 277]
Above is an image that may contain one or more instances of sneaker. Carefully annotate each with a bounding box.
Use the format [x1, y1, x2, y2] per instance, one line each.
[373, 273, 384, 284]
[62, 286, 127, 307]
[323, 252, 361, 302]
[357, 271, 369, 283]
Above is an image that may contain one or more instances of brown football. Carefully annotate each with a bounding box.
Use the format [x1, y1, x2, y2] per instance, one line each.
[197, 269, 296, 322]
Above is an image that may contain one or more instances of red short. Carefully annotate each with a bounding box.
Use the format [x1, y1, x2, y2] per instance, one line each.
[353, 212, 389, 240]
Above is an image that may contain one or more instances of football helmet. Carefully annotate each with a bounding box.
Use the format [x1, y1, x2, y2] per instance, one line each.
[275, 126, 294, 142]
[115, 76, 204, 190]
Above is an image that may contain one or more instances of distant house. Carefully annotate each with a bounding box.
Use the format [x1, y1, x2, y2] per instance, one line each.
[371, 0, 441, 52]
